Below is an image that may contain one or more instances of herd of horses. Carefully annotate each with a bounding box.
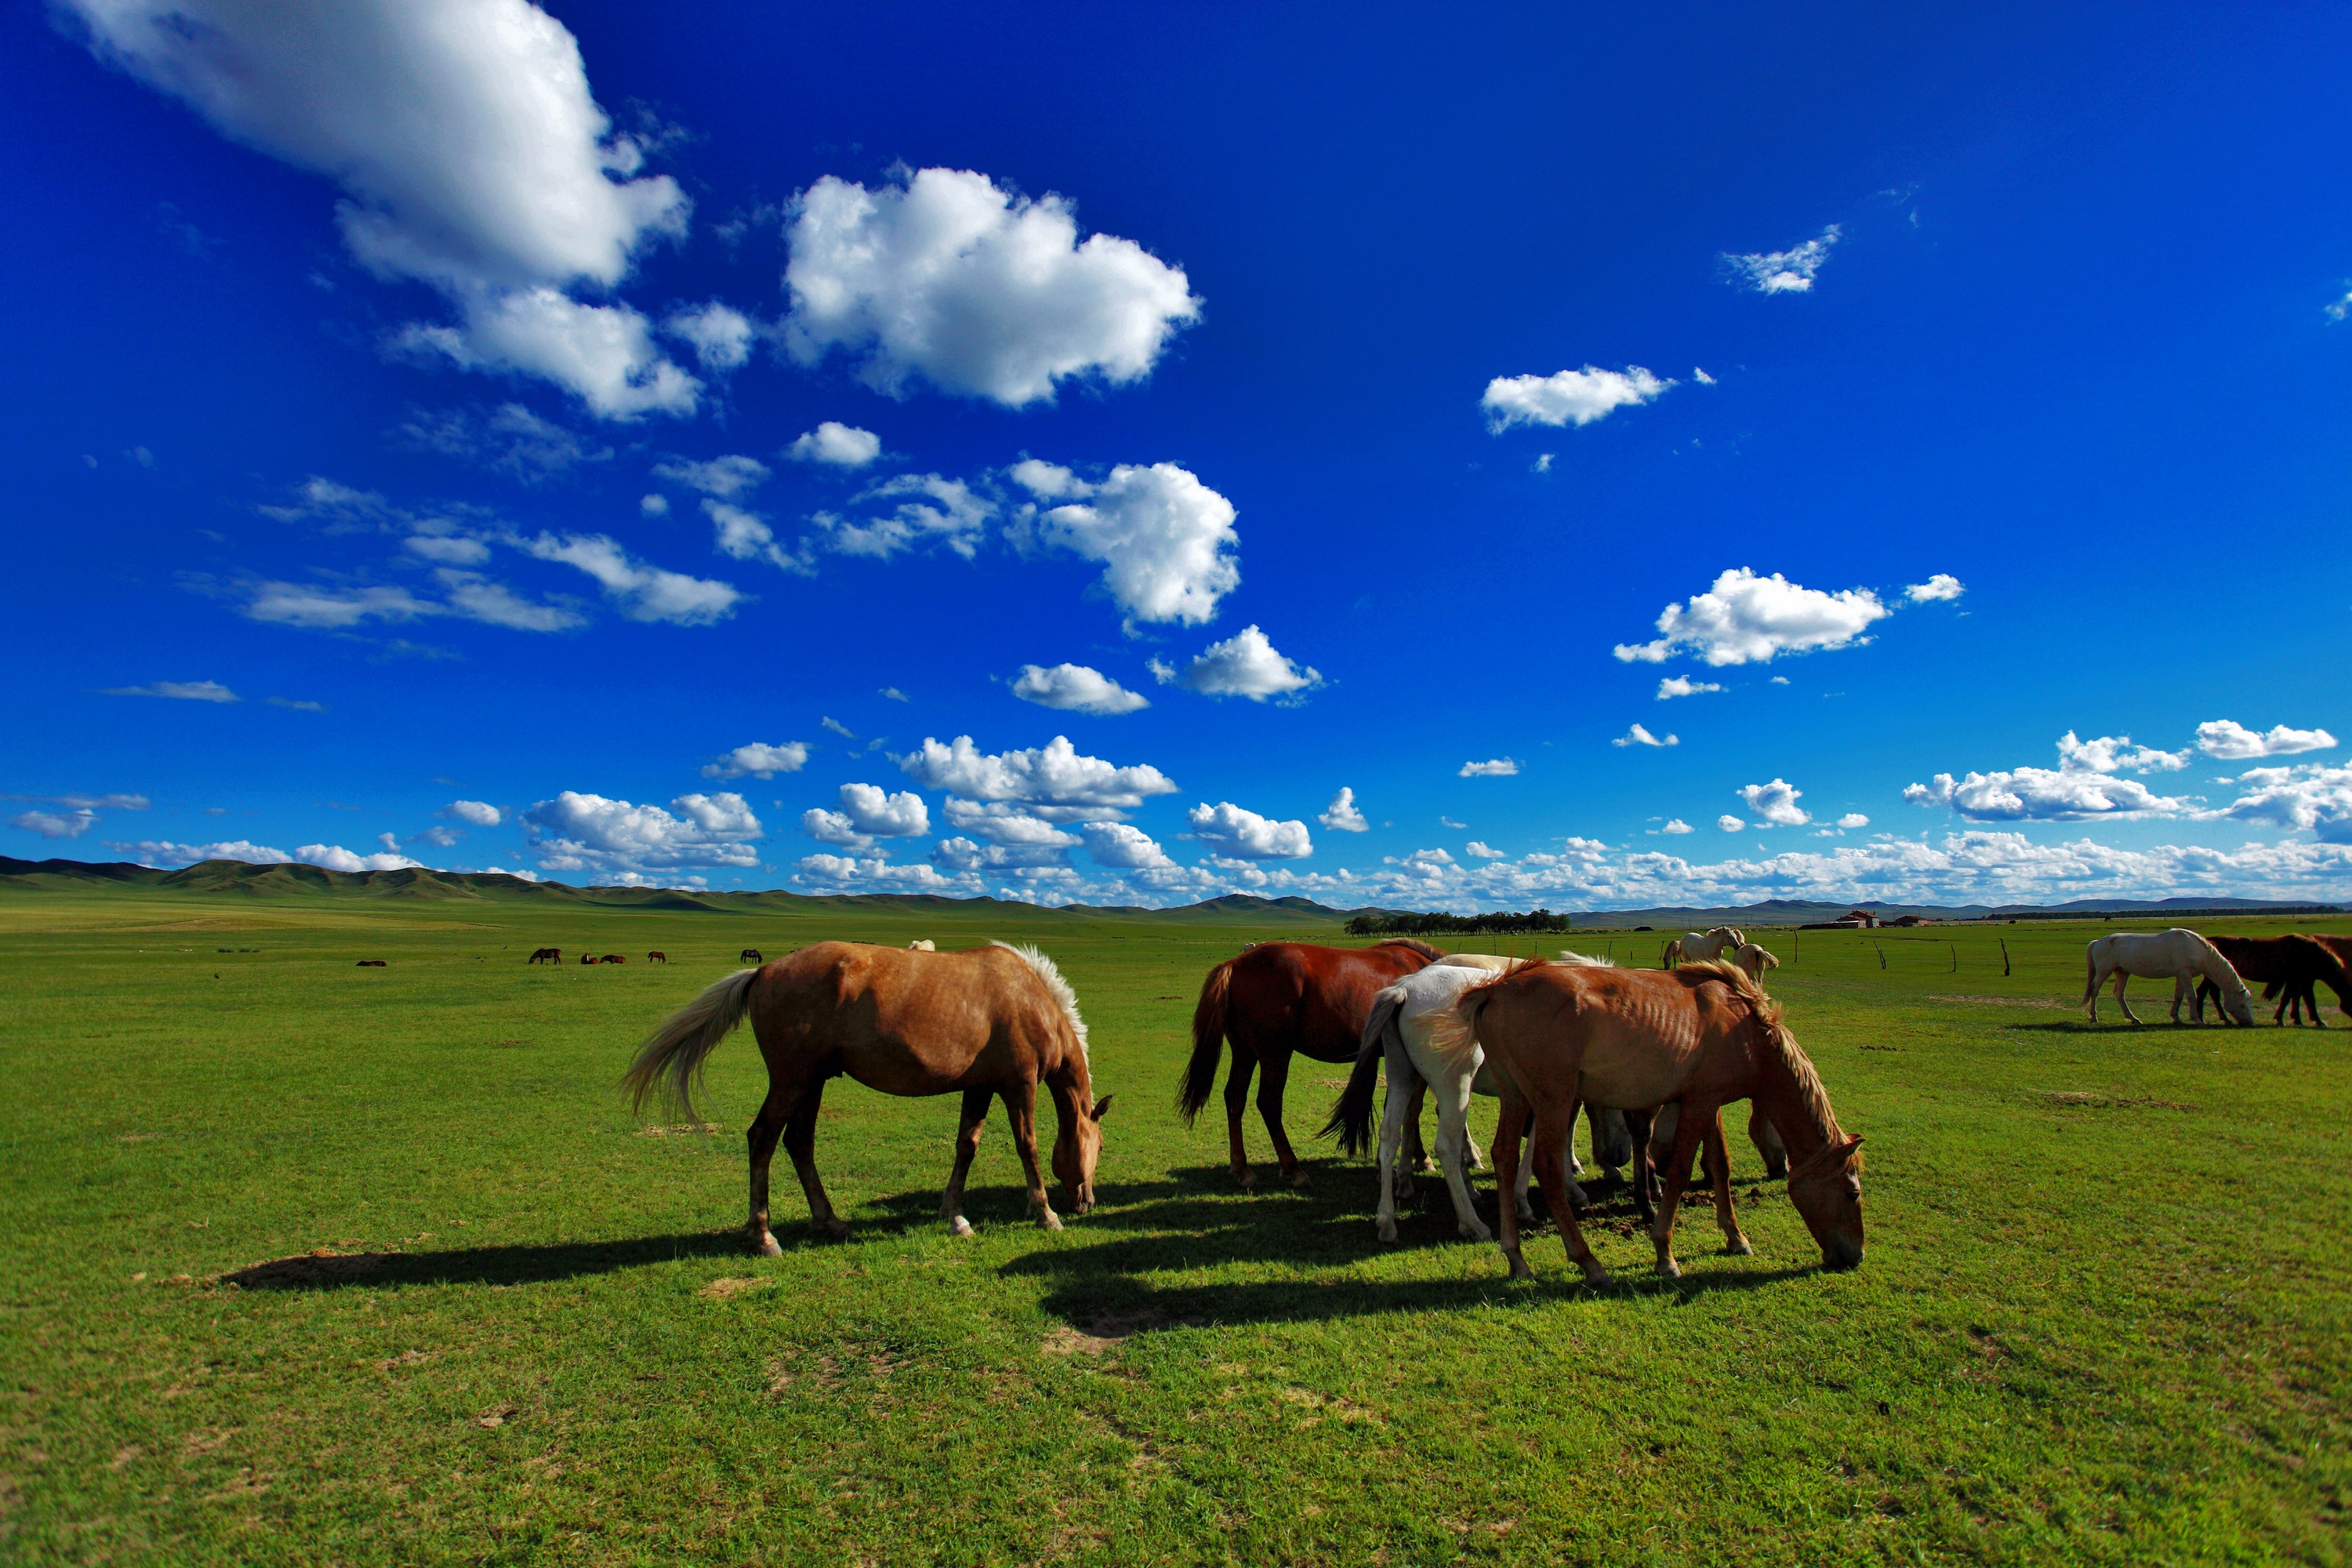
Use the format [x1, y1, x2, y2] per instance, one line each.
[528, 949, 666, 966]
[2082, 928, 2352, 1026]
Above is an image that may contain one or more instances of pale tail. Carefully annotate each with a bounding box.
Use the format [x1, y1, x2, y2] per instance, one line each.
[621, 967, 760, 1122]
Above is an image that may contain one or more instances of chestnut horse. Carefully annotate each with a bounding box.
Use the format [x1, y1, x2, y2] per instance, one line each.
[2195, 933, 2352, 1026]
[1179, 939, 1442, 1189]
[625, 942, 1109, 1252]
[1450, 959, 1864, 1283]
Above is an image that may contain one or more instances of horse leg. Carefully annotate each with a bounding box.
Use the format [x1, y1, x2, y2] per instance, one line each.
[1652, 1095, 1716, 1278]
[2113, 971, 2143, 1025]
[782, 1076, 849, 1241]
[744, 1083, 793, 1256]
[1433, 1074, 1490, 1242]
[1254, 1049, 1310, 1189]
[938, 1087, 992, 1237]
[1530, 1102, 1608, 1285]
[1493, 1095, 1535, 1279]
[1704, 1111, 1751, 1255]
[1221, 1046, 1258, 1190]
[1622, 1106, 1656, 1233]
[1403, 1074, 1434, 1173]
[1374, 1059, 1413, 1243]
[1556, 1096, 1590, 1208]
[1512, 1114, 1539, 1221]
[1750, 1102, 1788, 1179]
[2171, 975, 2191, 1025]
[1000, 1080, 1061, 1231]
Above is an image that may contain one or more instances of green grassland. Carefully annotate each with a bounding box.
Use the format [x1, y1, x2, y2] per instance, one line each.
[1, 888, 2346, 1565]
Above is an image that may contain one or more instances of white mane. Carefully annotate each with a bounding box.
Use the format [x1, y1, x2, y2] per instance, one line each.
[990, 941, 1089, 1059]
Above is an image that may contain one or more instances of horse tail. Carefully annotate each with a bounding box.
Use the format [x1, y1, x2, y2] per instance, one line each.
[1178, 959, 1236, 1125]
[1323, 985, 1403, 1156]
[621, 967, 760, 1123]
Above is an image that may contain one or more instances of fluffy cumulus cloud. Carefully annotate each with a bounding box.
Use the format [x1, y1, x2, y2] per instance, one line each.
[1725, 225, 1840, 294]
[702, 500, 811, 576]
[664, 302, 756, 372]
[1187, 801, 1312, 860]
[786, 422, 882, 467]
[524, 789, 763, 877]
[2215, 764, 2352, 841]
[441, 799, 501, 826]
[1717, 815, 1746, 833]
[796, 853, 980, 895]
[1905, 574, 1965, 603]
[1465, 840, 1506, 859]
[296, 842, 423, 873]
[1613, 724, 1676, 748]
[1319, 787, 1369, 833]
[102, 679, 239, 702]
[1460, 758, 1520, 777]
[1155, 626, 1319, 702]
[1013, 461, 1241, 627]
[898, 735, 1176, 822]
[1009, 662, 1149, 716]
[1661, 818, 1694, 834]
[1836, 813, 1870, 829]
[780, 167, 1200, 406]
[1738, 779, 1810, 827]
[1615, 568, 1897, 666]
[801, 783, 931, 851]
[941, 798, 1082, 848]
[701, 742, 808, 780]
[510, 532, 740, 623]
[1657, 676, 1722, 700]
[65, 0, 701, 418]
[1481, 365, 1671, 432]
[1080, 821, 1176, 870]
[110, 839, 292, 867]
[2196, 720, 2338, 760]
[1905, 731, 2196, 822]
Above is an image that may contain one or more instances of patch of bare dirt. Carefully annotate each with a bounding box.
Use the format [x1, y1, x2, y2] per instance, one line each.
[636, 1123, 723, 1137]
[699, 1276, 765, 1301]
[378, 1348, 435, 1373]
[474, 1404, 517, 1429]
[1930, 994, 2073, 1009]
[1041, 1307, 1201, 1356]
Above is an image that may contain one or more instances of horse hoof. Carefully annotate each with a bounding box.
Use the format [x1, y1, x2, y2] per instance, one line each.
[753, 1234, 782, 1258]
[1290, 1171, 1314, 1191]
[1725, 1236, 1753, 1256]
[947, 1217, 975, 1238]
[1461, 1222, 1494, 1243]
[1566, 1185, 1590, 1209]
[1506, 1254, 1535, 1281]
[1036, 1212, 1064, 1232]
[1580, 1258, 1613, 1287]
[1655, 1257, 1682, 1279]
[1377, 1221, 1399, 1244]
[1514, 1202, 1535, 1222]
[818, 1220, 850, 1242]
[1235, 1171, 1257, 1192]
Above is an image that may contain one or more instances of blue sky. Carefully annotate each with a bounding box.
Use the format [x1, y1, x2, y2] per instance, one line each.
[5, 1, 2350, 910]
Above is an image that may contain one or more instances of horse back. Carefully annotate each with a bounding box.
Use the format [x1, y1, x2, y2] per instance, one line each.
[749, 942, 1069, 1094]
[1474, 964, 1756, 1111]
[1225, 942, 1434, 1061]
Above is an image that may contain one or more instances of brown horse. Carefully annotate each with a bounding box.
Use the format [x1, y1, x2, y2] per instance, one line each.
[647, 950, 667, 965]
[740, 948, 764, 964]
[2195, 934, 2351, 1026]
[600, 954, 627, 965]
[1179, 938, 1443, 1189]
[625, 942, 1109, 1253]
[528, 947, 561, 964]
[1452, 960, 1864, 1283]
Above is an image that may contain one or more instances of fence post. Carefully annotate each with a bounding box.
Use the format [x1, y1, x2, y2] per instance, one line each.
[2000, 938, 2011, 978]
[1875, 941, 1887, 971]
[1950, 942, 1957, 973]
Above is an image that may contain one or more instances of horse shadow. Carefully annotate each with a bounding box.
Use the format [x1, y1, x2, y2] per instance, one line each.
[219, 1230, 755, 1291]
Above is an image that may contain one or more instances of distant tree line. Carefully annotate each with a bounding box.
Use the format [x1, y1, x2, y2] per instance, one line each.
[1346, 909, 1572, 937]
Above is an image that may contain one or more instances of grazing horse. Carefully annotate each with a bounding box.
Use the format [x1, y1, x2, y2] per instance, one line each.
[740, 948, 764, 964]
[528, 947, 561, 965]
[1662, 926, 1745, 967]
[1730, 942, 1780, 981]
[1450, 960, 1865, 1282]
[647, 951, 667, 965]
[2084, 931, 2253, 1025]
[355, 959, 387, 967]
[626, 942, 1109, 1250]
[2194, 934, 2351, 1026]
[1180, 939, 1443, 1189]
[908, 939, 936, 951]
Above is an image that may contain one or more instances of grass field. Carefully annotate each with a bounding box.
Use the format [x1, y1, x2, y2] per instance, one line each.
[2, 891, 2347, 1565]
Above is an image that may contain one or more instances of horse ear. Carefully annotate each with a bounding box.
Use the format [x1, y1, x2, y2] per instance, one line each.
[1091, 1094, 1115, 1123]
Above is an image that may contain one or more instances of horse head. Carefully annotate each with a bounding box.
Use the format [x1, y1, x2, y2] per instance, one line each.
[1053, 1094, 1114, 1214]
[1787, 1134, 1866, 1270]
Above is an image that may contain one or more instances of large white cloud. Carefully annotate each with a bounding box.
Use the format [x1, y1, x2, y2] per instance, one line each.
[2214, 764, 2352, 842]
[11, 808, 98, 840]
[2196, 720, 2338, 760]
[802, 783, 931, 850]
[1079, 821, 1175, 869]
[1009, 663, 1149, 716]
[1904, 733, 2196, 822]
[701, 742, 808, 781]
[898, 735, 1176, 821]
[110, 839, 292, 866]
[1154, 625, 1320, 702]
[1481, 365, 1671, 431]
[938, 798, 1081, 848]
[524, 789, 763, 876]
[510, 532, 741, 624]
[1737, 779, 1811, 827]
[1014, 461, 1241, 627]
[780, 167, 1200, 406]
[65, 0, 699, 417]
[1614, 568, 1897, 666]
[296, 842, 423, 873]
[1187, 801, 1312, 860]
[1725, 225, 1840, 294]
[1318, 787, 1369, 833]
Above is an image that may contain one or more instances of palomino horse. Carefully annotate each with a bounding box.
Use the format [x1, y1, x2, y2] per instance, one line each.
[1662, 927, 1744, 967]
[2083, 931, 2252, 1025]
[2194, 934, 2350, 1027]
[1450, 960, 1865, 1283]
[1180, 939, 1442, 1189]
[625, 942, 1110, 1252]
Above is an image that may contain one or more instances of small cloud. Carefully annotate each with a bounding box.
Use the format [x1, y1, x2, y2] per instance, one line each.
[103, 680, 238, 703]
[652, 454, 771, 499]
[1693, 367, 1717, 385]
[1465, 840, 1506, 858]
[641, 493, 670, 516]
[2327, 286, 2352, 323]
[11, 808, 98, 840]
[1439, 816, 1468, 829]
[1837, 812, 1869, 829]
[266, 695, 326, 712]
[1458, 758, 1519, 777]
[1612, 724, 1677, 748]
[1318, 787, 1368, 832]
[130, 445, 157, 469]
[1533, 453, 1554, 473]
[786, 422, 883, 467]
[441, 800, 501, 827]
[1724, 225, 1840, 294]
[1717, 815, 1746, 832]
[1162, 626, 1322, 703]
[1737, 778, 1810, 826]
[1661, 818, 1693, 835]
[879, 686, 909, 702]
[414, 824, 463, 848]
[1656, 676, 1722, 701]
[821, 717, 858, 741]
[1904, 574, 1965, 603]
[1770, 676, 1790, 686]
[702, 742, 810, 780]
[1483, 365, 1672, 431]
[1009, 662, 1149, 716]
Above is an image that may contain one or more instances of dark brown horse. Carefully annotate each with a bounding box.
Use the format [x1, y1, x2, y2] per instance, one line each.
[740, 948, 764, 964]
[626, 942, 1107, 1251]
[647, 950, 667, 964]
[528, 947, 561, 964]
[1179, 938, 1443, 1189]
[2197, 934, 2351, 1026]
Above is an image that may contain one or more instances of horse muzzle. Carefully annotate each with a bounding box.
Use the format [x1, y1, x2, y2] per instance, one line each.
[1820, 1240, 1864, 1272]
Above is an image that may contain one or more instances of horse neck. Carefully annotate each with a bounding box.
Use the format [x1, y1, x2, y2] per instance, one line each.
[1751, 1028, 1842, 1167]
[1044, 1048, 1094, 1120]
[2197, 944, 2245, 992]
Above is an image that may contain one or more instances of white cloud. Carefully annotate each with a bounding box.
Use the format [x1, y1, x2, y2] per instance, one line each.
[2328, 289, 2352, 324]
[1905, 574, 1965, 603]
[441, 799, 502, 826]
[510, 532, 740, 623]
[2196, 720, 2338, 760]
[780, 166, 1200, 406]
[1612, 724, 1678, 748]
[1481, 365, 1671, 431]
[1018, 462, 1242, 627]
[1693, 368, 1717, 385]
[432, 569, 586, 631]
[399, 401, 612, 482]
[796, 853, 982, 895]
[1160, 625, 1319, 702]
[818, 473, 994, 561]
[1188, 801, 1312, 860]
[817, 717, 856, 742]
[2056, 732, 2188, 775]
[1079, 820, 1175, 870]
[101, 679, 239, 702]
[1771, 676, 1790, 686]
[1534, 453, 1554, 473]
[1836, 813, 1870, 829]
[898, 735, 1177, 820]
[1009, 663, 1149, 716]
[665, 302, 756, 372]
[12, 808, 97, 840]
[880, 686, 909, 702]
[1656, 676, 1722, 700]
[1737, 779, 1810, 827]
[271, 695, 325, 711]
[1465, 840, 1506, 859]
[1661, 818, 1694, 834]
[1439, 817, 1467, 829]
[802, 782, 931, 850]
[413, 824, 462, 848]
[1718, 815, 1746, 833]
[928, 834, 1071, 873]
[404, 534, 491, 566]
[2214, 763, 2352, 841]
[786, 422, 882, 467]
[67, 0, 699, 418]
[110, 839, 292, 866]
[1904, 733, 2197, 822]
[524, 789, 764, 876]
[655, 454, 770, 498]
[1460, 758, 1521, 777]
[640, 493, 668, 516]
[701, 742, 808, 781]
[296, 842, 423, 873]
[1318, 787, 1369, 833]
[940, 798, 1081, 848]
[238, 569, 586, 633]
[701, 500, 811, 575]
[1725, 225, 1841, 293]
[1614, 568, 1894, 666]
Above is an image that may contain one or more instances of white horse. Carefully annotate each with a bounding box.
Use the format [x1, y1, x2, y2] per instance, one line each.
[1663, 926, 1745, 967]
[2084, 930, 2253, 1025]
[1730, 942, 1780, 980]
[906, 939, 935, 951]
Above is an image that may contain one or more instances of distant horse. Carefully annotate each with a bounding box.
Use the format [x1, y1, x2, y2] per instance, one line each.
[1662, 926, 1745, 967]
[1180, 940, 1443, 1189]
[1453, 959, 1864, 1282]
[355, 960, 387, 967]
[740, 948, 764, 964]
[2084, 931, 2252, 1025]
[625, 942, 1110, 1250]
[1730, 942, 1780, 981]
[2194, 934, 2351, 1026]
[580, 953, 596, 966]
[908, 939, 936, 951]
[528, 947, 561, 965]
[600, 954, 627, 965]
[647, 951, 667, 965]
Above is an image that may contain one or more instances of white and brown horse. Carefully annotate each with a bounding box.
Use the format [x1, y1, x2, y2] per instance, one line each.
[625, 942, 1111, 1251]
